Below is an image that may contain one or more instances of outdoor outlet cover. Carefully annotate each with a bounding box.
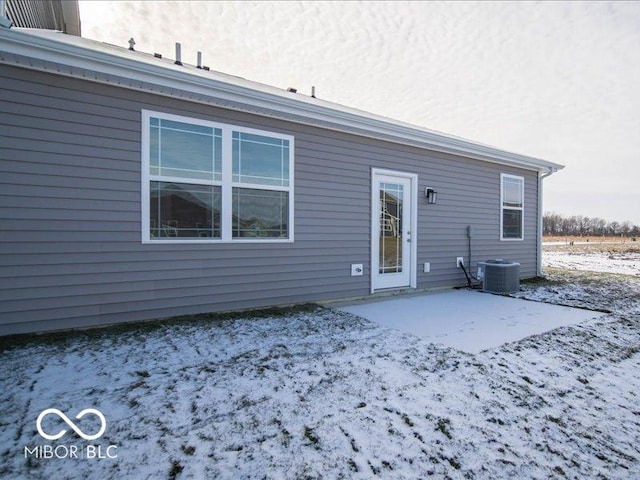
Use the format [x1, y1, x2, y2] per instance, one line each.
[424, 262, 430, 273]
[351, 264, 363, 276]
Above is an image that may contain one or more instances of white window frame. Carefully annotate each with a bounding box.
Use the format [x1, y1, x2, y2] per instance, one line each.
[500, 173, 524, 241]
[141, 110, 294, 244]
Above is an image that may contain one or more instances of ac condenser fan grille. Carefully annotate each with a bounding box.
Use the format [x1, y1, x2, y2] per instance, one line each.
[478, 260, 520, 294]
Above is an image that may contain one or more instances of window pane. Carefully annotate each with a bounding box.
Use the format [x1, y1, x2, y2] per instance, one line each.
[503, 209, 522, 239]
[503, 177, 523, 208]
[150, 125, 160, 176]
[150, 181, 221, 238]
[149, 117, 222, 181]
[232, 188, 289, 238]
[232, 132, 290, 186]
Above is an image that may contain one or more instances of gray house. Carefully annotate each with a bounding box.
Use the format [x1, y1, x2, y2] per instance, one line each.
[0, 26, 563, 335]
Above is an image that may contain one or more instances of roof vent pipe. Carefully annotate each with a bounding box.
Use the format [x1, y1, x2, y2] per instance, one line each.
[197, 51, 203, 69]
[311, 86, 316, 98]
[174, 42, 183, 66]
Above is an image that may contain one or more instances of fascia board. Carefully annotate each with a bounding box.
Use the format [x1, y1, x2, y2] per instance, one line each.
[0, 28, 564, 174]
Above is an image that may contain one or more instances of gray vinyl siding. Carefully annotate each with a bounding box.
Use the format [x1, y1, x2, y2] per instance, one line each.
[0, 64, 539, 335]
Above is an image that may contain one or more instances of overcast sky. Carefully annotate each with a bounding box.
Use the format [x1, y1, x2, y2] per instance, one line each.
[79, 1, 640, 224]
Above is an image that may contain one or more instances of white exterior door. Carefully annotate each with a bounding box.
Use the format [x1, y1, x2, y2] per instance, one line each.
[372, 169, 417, 291]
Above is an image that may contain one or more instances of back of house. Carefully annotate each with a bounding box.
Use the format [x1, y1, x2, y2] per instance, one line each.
[0, 11, 562, 335]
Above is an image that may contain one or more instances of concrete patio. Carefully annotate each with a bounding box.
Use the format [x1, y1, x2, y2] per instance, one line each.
[337, 289, 605, 353]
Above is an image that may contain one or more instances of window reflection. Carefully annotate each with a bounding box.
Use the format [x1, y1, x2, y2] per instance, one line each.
[232, 188, 289, 238]
[149, 118, 222, 181]
[502, 210, 522, 239]
[232, 132, 290, 186]
[150, 182, 221, 238]
[503, 177, 523, 207]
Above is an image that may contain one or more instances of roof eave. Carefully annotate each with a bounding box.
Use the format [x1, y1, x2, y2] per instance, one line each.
[0, 28, 564, 173]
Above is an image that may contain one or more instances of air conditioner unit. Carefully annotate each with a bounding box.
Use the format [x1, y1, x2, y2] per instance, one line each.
[477, 259, 520, 294]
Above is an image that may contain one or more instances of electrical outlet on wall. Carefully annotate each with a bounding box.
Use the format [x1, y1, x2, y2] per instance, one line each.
[456, 257, 464, 268]
[351, 264, 363, 276]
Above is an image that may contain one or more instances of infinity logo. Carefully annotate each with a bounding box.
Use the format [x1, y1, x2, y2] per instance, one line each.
[36, 408, 107, 441]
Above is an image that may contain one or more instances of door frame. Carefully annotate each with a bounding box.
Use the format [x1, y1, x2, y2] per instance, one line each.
[371, 167, 418, 293]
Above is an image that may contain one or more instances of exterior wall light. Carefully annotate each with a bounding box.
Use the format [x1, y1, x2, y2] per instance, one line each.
[425, 187, 437, 204]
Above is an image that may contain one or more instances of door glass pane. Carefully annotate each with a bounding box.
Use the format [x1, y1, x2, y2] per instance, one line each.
[379, 182, 403, 274]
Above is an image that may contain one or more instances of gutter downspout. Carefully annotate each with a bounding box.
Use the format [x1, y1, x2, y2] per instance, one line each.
[537, 167, 556, 276]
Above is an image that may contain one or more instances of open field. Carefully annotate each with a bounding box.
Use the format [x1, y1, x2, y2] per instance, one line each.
[544, 236, 637, 243]
[542, 238, 640, 276]
[543, 236, 638, 251]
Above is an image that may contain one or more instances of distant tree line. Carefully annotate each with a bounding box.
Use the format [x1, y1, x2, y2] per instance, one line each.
[543, 212, 640, 237]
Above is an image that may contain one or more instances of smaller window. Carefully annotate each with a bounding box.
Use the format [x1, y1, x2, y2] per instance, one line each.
[500, 174, 524, 240]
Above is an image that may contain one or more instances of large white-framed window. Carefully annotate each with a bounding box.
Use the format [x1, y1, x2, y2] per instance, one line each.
[141, 110, 294, 243]
[500, 173, 524, 241]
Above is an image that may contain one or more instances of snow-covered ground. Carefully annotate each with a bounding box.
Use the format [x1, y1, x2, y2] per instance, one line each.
[543, 250, 640, 276]
[1, 263, 639, 479]
[516, 265, 640, 318]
